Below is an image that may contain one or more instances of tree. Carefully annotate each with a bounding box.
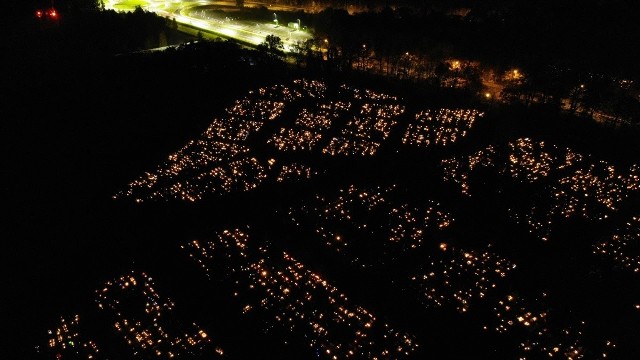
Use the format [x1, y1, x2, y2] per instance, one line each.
[434, 62, 450, 86]
[236, 0, 244, 9]
[263, 34, 284, 53]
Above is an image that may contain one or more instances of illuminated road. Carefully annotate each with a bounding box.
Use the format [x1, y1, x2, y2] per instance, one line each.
[105, 0, 314, 51]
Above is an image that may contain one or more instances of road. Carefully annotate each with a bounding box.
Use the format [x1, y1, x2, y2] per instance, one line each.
[105, 0, 313, 51]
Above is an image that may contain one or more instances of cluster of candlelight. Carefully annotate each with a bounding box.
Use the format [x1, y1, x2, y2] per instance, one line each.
[268, 127, 323, 151]
[402, 109, 483, 147]
[276, 163, 318, 183]
[266, 82, 407, 157]
[268, 101, 351, 153]
[40, 315, 102, 359]
[322, 99, 404, 156]
[411, 244, 515, 313]
[116, 78, 496, 203]
[288, 184, 453, 266]
[203, 117, 263, 142]
[594, 216, 640, 273]
[296, 102, 351, 130]
[338, 84, 399, 101]
[182, 228, 417, 359]
[115, 80, 328, 202]
[95, 272, 220, 358]
[251, 79, 327, 102]
[322, 137, 381, 156]
[442, 138, 640, 240]
[485, 293, 615, 360]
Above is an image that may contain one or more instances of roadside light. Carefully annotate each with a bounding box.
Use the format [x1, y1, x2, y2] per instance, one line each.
[485, 92, 491, 99]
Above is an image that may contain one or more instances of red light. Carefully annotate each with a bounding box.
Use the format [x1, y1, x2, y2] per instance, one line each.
[44, 8, 58, 19]
[36, 10, 43, 18]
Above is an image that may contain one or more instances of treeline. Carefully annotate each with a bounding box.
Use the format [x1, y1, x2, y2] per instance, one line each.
[302, 1, 640, 78]
[499, 67, 640, 126]
[264, 2, 639, 124]
[258, 0, 640, 79]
